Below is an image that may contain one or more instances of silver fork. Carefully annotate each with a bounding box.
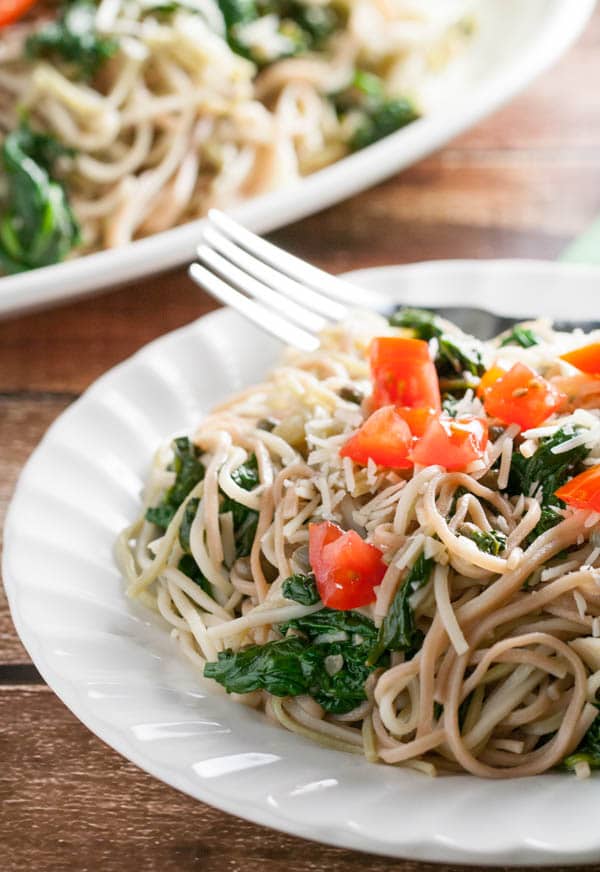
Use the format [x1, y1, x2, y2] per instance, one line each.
[189, 210, 387, 351]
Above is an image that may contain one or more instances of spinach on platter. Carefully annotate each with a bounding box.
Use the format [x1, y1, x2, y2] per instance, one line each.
[217, 0, 341, 66]
[499, 326, 540, 348]
[0, 123, 80, 273]
[564, 709, 600, 772]
[388, 306, 442, 340]
[333, 70, 419, 152]
[282, 572, 320, 605]
[178, 553, 212, 595]
[27, 0, 118, 79]
[177, 495, 212, 595]
[206, 571, 384, 714]
[464, 528, 506, 556]
[436, 334, 485, 379]
[388, 306, 485, 381]
[506, 428, 590, 547]
[220, 454, 260, 559]
[367, 552, 434, 666]
[146, 437, 205, 530]
[179, 497, 199, 552]
[204, 637, 312, 697]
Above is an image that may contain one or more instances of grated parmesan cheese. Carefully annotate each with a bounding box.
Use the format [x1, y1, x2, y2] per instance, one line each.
[551, 426, 600, 454]
[541, 560, 580, 581]
[497, 437, 513, 490]
[585, 512, 600, 528]
[395, 534, 426, 570]
[519, 439, 537, 459]
[342, 456, 355, 494]
[573, 590, 587, 619]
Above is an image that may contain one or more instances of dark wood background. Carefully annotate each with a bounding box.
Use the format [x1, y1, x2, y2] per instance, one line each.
[3, 10, 600, 871]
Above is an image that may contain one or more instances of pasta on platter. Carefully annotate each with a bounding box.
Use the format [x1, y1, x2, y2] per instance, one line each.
[0, 0, 476, 271]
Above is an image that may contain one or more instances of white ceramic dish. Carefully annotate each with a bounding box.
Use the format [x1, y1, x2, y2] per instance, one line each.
[6, 260, 600, 865]
[0, 0, 595, 319]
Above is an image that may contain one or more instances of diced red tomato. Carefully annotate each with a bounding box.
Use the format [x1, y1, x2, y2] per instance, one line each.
[555, 466, 600, 512]
[370, 337, 441, 412]
[340, 406, 413, 468]
[395, 405, 438, 437]
[309, 521, 387, 609]
[476, 365, 506, 399]
[560, 343, 600, 376]
[481, 362, 565, 430]
[411, 415, 488, 471]
[0, 0, 38, 26]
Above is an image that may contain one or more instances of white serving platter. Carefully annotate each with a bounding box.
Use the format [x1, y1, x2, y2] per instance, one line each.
[0, 0, 595, 318]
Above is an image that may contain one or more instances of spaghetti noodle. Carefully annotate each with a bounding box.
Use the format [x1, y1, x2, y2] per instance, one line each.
[119, 309, 600, 778]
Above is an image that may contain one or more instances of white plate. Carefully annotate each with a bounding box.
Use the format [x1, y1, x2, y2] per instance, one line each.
[6, 260, 600, 865]
[0, 0, 595, 319]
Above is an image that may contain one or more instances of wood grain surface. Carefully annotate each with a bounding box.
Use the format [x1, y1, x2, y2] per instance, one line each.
[4, 10, 600, 871]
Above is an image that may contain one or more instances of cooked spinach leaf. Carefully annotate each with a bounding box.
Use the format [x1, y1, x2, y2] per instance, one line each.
[507, 429, 590, 506]
[218, 0, 340, 65]
[367, 552, 434, 665]
[282, 607, 377, 641]
[350, 97, 418, 151]
[305, 635, 381, 714]
[218, 0, 256, 43]
[332, 70, 418, 152]
[282, 572, 320, 605]
[464, 528, 506, 556]
[205, 637, 312, 697]
[388, 306, 442, 340]
[206, 595, 384, 714]
[564, 709, 600, 772]
[146, 437, 205, 530]
[388, 306, 484, 379]
[0, 123, 80, 273]
[526, 504, 563, 546]
[178, 553, 212, 595]
[499, 326, 540, 348]
[232, 453, 260, 490]
[179, 497, 199, 552]
[442, 394, 460, 417]
[507, 428, 590, 547]
[436, 334, 485, 378]
[448, 485, 469, 517]
[27, 0, 118, 79]
[221, 454, 260, 558]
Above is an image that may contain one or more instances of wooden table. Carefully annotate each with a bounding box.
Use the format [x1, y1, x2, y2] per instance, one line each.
[3, 11, 600, 872]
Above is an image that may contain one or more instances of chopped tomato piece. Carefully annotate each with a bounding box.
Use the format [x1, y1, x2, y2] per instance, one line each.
[411, 415, 488, 471]
[340, 406, 413, 468]
[370, 336, 441, 412]
[482, 362, 564, 430]
[0, 0, 38, 26]
[560, 343, 600, 376]
[395, 405, 438, 437]
[309, 521, 387, 609]
[555, 466, 600, 512]
[476, 365, 506, 399]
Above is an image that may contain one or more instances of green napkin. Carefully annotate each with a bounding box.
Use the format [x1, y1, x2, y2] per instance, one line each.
[560, 217, 600, 263]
